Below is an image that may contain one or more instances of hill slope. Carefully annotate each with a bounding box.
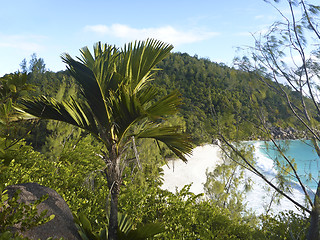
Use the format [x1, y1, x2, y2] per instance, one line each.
[19, 52, 301, 146]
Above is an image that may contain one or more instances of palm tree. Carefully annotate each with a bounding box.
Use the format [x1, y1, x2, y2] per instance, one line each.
[19, 39, 193, 240]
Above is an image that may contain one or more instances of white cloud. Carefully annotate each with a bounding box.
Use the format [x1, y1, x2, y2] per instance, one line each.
[255, 15, 265, 20]
[235, 32, 252, 37]
[84, 25, 109, 34]
[0, 34, 46, 52]
[84, 24, 219, 46]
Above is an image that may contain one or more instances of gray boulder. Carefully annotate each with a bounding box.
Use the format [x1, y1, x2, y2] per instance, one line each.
[5, 183, 81, 240]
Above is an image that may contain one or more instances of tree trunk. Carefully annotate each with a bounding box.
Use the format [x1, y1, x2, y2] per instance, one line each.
[108, 187, 119, 240]
[307, 180, 320, 240]
[105, 146, 121, 240]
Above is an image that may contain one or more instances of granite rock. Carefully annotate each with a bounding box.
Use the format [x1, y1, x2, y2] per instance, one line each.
[5, 183, 81, 240]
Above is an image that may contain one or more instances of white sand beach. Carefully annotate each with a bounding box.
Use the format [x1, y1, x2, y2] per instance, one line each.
[162, 144, 309, 215]
[162, 144, 222, 194]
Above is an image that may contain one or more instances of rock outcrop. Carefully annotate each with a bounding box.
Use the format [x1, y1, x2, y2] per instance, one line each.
[5, 183, 81, 240]
[269, 126, 307, 140]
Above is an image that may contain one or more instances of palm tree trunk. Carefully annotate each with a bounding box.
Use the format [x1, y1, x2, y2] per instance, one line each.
[307, 180, 320, 240]
[108, 187, 119, 240]
[105, 146, 121, 240]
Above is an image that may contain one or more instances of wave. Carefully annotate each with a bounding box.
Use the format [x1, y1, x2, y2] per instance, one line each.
[244, 140, 315, 214]
[253, 141, 277, 176]
[252, 140, 319, 191]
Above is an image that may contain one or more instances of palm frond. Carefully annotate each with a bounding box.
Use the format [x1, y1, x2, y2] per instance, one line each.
[120, 39, 173, 93]
[136, 125, 193, 162]
[124, 222, 165, 240]
[117, 212, 165, 240]
[135, 86, 158, 106]
[117, 212, 134, 234]
[145, 90, 182, 120]
[18, 96, 100, 136]
[61, 53, 110, 129]
[109, 86, 146, 142]
[84, 43, 120, 94]
[78, 46, 95, 69]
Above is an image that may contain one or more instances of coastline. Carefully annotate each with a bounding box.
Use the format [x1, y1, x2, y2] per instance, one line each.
[161, 141, 311, 215]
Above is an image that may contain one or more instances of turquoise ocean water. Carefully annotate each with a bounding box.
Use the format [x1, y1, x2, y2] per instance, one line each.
[253, 140, 320, 191]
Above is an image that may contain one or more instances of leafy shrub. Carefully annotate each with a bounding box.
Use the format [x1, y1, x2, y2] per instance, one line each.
[74, 212, 165, 240]
[120, 174, 262, 239]
[259, 211, 309, 240]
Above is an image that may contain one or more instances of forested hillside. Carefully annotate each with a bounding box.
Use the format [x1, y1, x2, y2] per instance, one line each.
[154, 53, 300, 143]
[18, 52, 300, 147]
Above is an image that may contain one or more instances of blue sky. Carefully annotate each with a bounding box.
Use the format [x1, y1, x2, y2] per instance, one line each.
[1, 0, 290, 76]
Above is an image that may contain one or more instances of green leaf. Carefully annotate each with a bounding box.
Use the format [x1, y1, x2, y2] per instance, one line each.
[118, 212, 134, 234]
[136, 125, 193, 162]
[145, 90, 182, 120]
[99, 227, 108, 240]
[78, 213, 93, 233]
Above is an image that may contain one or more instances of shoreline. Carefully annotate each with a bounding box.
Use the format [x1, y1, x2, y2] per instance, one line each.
[161, 141, 311, 215]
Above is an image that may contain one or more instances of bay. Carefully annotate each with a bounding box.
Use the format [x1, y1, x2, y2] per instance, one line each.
[162, 140, 318, 215]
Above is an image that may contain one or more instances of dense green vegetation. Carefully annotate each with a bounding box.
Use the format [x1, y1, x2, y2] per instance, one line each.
[154, 53, 303, 143]
[13, 52, 303, 148]
[0, 48, 311, 239]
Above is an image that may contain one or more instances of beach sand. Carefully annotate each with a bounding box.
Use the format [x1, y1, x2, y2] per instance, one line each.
[162, 144, 308, 215]
[162, 144, 222, 195]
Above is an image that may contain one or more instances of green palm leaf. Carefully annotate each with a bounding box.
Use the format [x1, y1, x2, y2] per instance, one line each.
[145, 90, 182, 120]
[120, 39, 173, 93]
[108, 86, 146, 142]
[80, 43, 120, 94]
[135, 86, 158, 106]
[136, 126, 193, 162]
[117, 212, 165, 240]
[123, 223, 165, 240]
[18, 96, 100, 137]
[61, 51, 111, 130]
[117, 212, 134, 235]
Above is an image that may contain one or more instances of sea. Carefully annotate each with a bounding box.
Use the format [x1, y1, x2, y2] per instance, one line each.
[254, 139, 320, 190]
[162, 140, 320, 215]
